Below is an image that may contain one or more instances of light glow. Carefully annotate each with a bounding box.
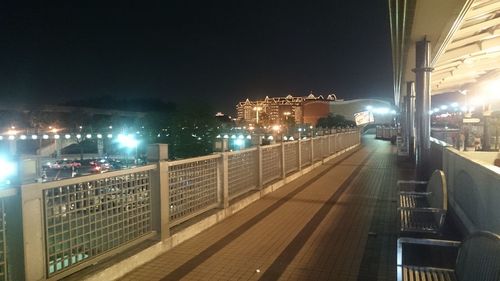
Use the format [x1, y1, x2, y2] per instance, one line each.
[0, 158, 16, 183]
[117, 134, 139, 149]
[234, 139, 244, 146]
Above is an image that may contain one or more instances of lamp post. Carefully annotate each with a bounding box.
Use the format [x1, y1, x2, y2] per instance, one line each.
[253, 106, 262, 124]
[283, 112, 291, 138]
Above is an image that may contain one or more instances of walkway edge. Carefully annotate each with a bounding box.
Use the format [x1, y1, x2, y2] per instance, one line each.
[80, 145, 361, 281]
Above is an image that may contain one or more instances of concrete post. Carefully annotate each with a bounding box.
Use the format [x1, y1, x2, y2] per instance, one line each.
[326, 134, 332, 156]
[297, 140, 302, 171]
[310, 137, 314, 162]
[406, 81, 416, 160]
[281, 141, 286, 178]
[147, 144, 170, 240]
[413, 38, 433, 176]
[219, 153, 229, 208]
[257, 146, 263, 188]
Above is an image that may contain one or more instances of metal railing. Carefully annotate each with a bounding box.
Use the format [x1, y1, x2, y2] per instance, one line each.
[321, 136, 329, 158]
[261, 144, 282, 185]
[22, 165, 157, 280]
[313, 138, 322, 162]
[301, 139, 312, 167]
[227, 148, 258, 199]
[16, 129, 360, 280]
[330, 134, 337, 154]
[168, 155, 220, 226]
[284, 141, 299, 174]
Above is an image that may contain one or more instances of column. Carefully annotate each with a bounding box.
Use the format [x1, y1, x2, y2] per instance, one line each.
[413, 38, 433, 176]
[406, 81, 416, 160]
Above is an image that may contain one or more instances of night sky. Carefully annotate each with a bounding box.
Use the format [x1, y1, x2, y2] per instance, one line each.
[0, 1, 393, 114]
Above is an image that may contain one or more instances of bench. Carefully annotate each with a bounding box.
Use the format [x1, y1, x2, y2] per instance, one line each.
[397, 170, 447, 234]
[397, 231, 500, 281]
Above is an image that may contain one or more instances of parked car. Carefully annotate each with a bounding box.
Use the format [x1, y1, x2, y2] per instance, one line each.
[47, 159, 82, 169]
[88, 159, 110, 173]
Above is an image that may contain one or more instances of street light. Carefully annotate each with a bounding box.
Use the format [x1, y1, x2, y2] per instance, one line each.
[117, 134, 140, 167]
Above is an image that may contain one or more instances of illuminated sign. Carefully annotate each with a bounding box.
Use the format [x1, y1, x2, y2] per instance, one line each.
[463, 118, 480, 123]
[354, 111, 374, 126]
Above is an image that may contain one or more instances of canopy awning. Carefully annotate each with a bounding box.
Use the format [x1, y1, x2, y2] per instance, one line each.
[390, 0, 500, 105]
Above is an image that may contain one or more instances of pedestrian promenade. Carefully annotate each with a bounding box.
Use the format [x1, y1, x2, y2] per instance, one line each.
[120, 135, 413, 281]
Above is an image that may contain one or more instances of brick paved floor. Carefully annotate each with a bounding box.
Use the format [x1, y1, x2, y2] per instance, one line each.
[119, 135, 414, 281]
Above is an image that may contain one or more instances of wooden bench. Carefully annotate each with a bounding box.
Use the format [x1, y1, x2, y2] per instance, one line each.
[397, 170, 447, 234]
[397, 231, 500, 281]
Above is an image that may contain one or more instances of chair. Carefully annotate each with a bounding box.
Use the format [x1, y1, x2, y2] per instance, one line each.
[397, 170, 447, 234]
[397, 231, 500, 281]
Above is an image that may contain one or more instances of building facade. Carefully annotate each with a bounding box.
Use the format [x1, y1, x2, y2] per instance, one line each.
[236, 95, 395, 126]
[236, 93, 338, 125]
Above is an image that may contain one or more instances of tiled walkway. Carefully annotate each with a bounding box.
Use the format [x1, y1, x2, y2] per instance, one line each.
[120, 135, 414, 281]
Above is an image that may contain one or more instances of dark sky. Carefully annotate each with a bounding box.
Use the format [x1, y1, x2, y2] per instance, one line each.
[0, 1, 393, 114]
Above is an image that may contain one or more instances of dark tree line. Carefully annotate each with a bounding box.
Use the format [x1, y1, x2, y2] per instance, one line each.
[1, 97, 227, 159]
[316, 114, 356, 128]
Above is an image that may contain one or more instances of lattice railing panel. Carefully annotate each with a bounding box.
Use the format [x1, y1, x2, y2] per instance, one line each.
[228, 150, 258, 199]
[330, 135, 337, 154]
[262, 146, 281, 184]
[322, 137, 329, 158]
[313, 138, 322, 162]
[168, 157, 219, 224]
[301, 140, 312, 167]
[284, 142, 299, 173]
[43, 170, 153, 276]
[338, 134, 345, 150]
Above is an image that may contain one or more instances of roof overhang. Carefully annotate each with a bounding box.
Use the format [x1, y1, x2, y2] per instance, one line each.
[390, 0, 500, 106]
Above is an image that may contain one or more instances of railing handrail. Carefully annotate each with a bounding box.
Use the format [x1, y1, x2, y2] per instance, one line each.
[261, 143, 281, 149]
[284, 140, 299, 146]
[167, 154, 221, 166]
[22, 164, 157, 191]
[225, 147, 258, 156]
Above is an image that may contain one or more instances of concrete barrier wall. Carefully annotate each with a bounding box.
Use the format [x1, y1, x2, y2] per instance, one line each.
[443, 148, 500, 234]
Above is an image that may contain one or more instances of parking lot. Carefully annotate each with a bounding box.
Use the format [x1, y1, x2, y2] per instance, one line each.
[42, 157, 146, 181]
